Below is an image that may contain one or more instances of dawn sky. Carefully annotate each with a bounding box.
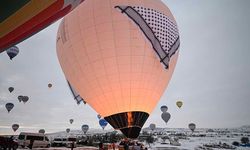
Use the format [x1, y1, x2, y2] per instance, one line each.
[1, 0, 250, 135]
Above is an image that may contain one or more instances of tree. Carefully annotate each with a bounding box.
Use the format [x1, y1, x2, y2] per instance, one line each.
[241, 137, 249, 144]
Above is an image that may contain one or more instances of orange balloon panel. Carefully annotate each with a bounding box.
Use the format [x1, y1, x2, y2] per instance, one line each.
[57, 0, 179, 138]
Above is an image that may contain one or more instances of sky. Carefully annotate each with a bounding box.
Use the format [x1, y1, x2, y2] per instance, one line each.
[1, 0, 250, 135]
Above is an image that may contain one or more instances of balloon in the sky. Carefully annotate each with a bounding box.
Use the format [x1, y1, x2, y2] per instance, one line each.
[81, 125, 89, 134]
[66, 128, 70, 133]
[0, 0, 84, 52]
[99, 119, 108, 130]
[149, 123, 156, 131]
[160, 105, 168, 112]
[57, 0, 180, 138]
[161, 112, 171, 124]
[6, 46, 19, 60]
[97, 114, 101, 120]
[69, 119, 74, 124]
[8, 87, 14, 93]
[188, 123, 196, 132]
[39, 129, 45, 134]
[176, 101, 183, 108]
[18, 95, 23, 102]
[48, 83, 52, 88]
[22, 96, 29, 104]
[5, 103, 14, 113]
[12, 124, 19, 132]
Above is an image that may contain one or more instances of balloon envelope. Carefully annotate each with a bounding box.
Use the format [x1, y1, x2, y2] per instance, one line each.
[176, 101, 183, 108]
[66, 128, 70, 133]
[39, 129, 45, 134]
[69, 119, 74, 124]
[6, 46, 19, 60]
[48, 83, 52, 88]
[8, 87, 14, 93]
[57, 0, 179, 138]
[81, 125, 89, 134]
[188, 123, 196, 132]
[5, 103, 14, 113]
[99, 119, 108, 130]
[160, 105, 168, 112]
[22, 96, 29, 103]
[97, 114, 101, 119]
[18, 95, 23, 102]
[12, 124, 19, 132]
[149, 123, 156, 131]
[161, 112, 171, 124]
[0, 0, 84, 52]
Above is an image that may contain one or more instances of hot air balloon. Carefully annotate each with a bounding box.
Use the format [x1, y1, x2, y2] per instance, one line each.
[99, 119, 108, 130]
[97, 114, 102, 120]
[149, 123, 156, 131]
[70, 119, 74, 124]
[18, 95, 23, 102]
[39, 129, 45, 134]
[176, 101, 183, 108]
[160, 105, 168, 112]
[48, 83, 52, 88]
[6, 46, 19, 60]
[81, 125, 89, 134]
[12, 124, 19, 132]
[66, 128, 70, 133]
[22, 96, 29, 104]
[5, 103, 14, 113]
[57, 0, 180, 138]
[8, 87, 14, 93]
[188, 123, 196, 132]
[0, 0, 84, 52]
[67, 81, 86, 105]
[161, 112, 171, 124]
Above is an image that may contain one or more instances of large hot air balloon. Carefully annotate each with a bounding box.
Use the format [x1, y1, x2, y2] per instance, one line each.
[81, 125, 89, 134]
[39, 129, 45, 134]
[0, 0, 84, 52]
[99, 119, 108, 130]
[188, 123, 196, 132]
[67, 81, 86, 105]
[6, 46, 19, 60]
[160, 105, 168, 113]
[18, 95, 23, 102]
[161, 112, 171, 124]
[22, 96, 29, 104]
[8, 87, 14, 93]
[69, 119, 74, 124]
[12, 124, 19, 132]
[176, 101, 183, 108]
[66, 128, 70, 133]
[57, 0, 180, 138]
[149, 123, 156, 131]
[5, 103, 14, 113]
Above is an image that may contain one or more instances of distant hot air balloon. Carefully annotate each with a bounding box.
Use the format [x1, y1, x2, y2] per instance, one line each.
[161, 112, 171, 124]
[97, 114, 101, 120]
[8, 87, 14, 93]
[6, 46, 19, 60]
[176, 101, 183, 108]
[70, 119, 74, 124]
[66, 128, 70, 133]
[81, 125, 89, 134]
[5, 103, 14, 113]
[160, 105, 168, 112]
[48, 83, 52, 88]
[18, 95, 23, 102]
[57, 0, 180, 138]
[67, 81, 86, 105]
[22, 96, 29, 104]
[39, 129, 45, 134]
[188, 123, 196, 132]
[149, 123, 156, 131]
[12, 124, 19, 132]
[0, 0, 84, 52]
[99, 119, 108, 130]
